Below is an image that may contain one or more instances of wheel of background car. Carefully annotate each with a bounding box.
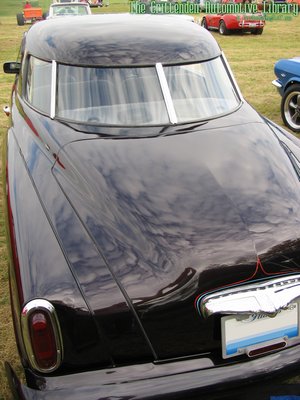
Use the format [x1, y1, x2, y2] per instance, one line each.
[219, 20, 228, 35]
[252, 28, 263, 35]
[281, 84, 300, 133]
[16, 13, 25, 26]
[201, 18, 208, 29]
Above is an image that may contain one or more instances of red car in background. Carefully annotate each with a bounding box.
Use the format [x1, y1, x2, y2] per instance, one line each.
[201, 13, 265, 35]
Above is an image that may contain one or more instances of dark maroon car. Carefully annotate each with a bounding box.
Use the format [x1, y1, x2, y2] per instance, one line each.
[3, 13, 300, 400]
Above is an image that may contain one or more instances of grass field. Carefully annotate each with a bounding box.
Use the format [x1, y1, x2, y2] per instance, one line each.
[0, 3, 299, 399]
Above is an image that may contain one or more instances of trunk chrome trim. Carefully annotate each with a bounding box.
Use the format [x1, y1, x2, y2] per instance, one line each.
[200, 274, 300, 318]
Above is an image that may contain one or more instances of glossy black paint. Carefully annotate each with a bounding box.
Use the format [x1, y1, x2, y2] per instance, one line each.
[6, 345, 300, 399]
[24, 14, 221, 66]
[4, 13, 300, 400]
[52, 106, 300, 361]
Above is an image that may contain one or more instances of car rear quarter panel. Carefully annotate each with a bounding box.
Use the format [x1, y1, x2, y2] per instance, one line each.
[4, 94, 116, 372]
[223, 14, 240, 29]
[4, 91, 158, 373]
[205, 14, 239, 30]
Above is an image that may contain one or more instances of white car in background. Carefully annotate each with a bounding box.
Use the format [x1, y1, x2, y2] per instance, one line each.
[48, 2, 91, 17]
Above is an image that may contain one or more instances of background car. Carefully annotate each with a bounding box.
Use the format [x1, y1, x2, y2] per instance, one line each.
[88, 0, 104, 6]
[48, 2, 92, 17]
[273, 57, 300, 132]
[4, 13, 300, 400]
[16, 6, 43, 25]
[286, 0, 300, 7]
[51, 0, 86, 3]
[201, 12, 265, 34]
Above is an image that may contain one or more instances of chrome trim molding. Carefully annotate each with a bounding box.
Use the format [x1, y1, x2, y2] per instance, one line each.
[221, 52, 244, 102]
[272, 79, 282, 88]
[200, 274, 300, 318]
[21, 299, 63, 373]
[50, 60, 57, 119]
[155, 62, 177, 124]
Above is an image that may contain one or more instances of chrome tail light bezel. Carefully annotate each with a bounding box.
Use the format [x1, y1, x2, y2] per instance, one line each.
[21, 299, 63, 373]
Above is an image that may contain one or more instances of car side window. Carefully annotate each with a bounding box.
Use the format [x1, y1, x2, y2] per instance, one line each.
[25, 56, 52, 115]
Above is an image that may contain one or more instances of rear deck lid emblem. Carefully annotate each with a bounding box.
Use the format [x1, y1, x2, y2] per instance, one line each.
[197, 275, 300, 318]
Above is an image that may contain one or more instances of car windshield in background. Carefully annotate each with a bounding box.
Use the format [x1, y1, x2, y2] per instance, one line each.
[51, 4, 89, 16]
[56, 57, 240, 126]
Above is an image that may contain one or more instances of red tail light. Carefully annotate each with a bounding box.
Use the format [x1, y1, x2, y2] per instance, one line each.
[21, 300, 63, 373]
[29, 311, 58, 370]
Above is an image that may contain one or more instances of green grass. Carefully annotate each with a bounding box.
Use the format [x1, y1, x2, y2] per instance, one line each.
[213, 16, 300, 125]
[0, 4, 299, 399]
[0, 0, 129, 16]
[0, 16, 26, 400]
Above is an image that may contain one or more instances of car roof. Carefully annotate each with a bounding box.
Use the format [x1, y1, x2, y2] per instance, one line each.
[24, 14, 221, 66]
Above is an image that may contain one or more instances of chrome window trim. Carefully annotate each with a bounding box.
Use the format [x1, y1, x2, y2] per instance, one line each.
[155, 62, 178, 124]
[221, 51, 244, 103]
[199, 274, 300, 318]
[21, 299, 63, 373]
[50, 60, 57, 119]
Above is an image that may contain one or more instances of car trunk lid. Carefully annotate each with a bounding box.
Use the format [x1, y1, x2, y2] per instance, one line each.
[52, 121, 300, 360]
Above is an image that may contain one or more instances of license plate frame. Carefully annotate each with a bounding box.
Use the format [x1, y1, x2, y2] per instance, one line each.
[221, 303, 299, 359]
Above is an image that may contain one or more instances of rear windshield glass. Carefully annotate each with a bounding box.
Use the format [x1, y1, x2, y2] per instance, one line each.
[56, 57, 240, 126]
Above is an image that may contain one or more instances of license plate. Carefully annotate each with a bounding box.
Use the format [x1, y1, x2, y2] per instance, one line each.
[221, 303, 299, 359]
[248, 23, 257, 27]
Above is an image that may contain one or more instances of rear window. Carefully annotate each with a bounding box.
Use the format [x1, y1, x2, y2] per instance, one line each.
[56, 57, 240, 126]
[57, 66, 170, 125]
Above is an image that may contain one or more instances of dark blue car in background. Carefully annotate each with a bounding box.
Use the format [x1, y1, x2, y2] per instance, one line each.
[273, 57, 300, 132]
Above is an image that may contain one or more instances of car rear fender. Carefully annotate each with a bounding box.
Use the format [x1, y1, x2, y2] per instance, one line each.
[283, 77, 300, 92]
[4, 122, 114, 371]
